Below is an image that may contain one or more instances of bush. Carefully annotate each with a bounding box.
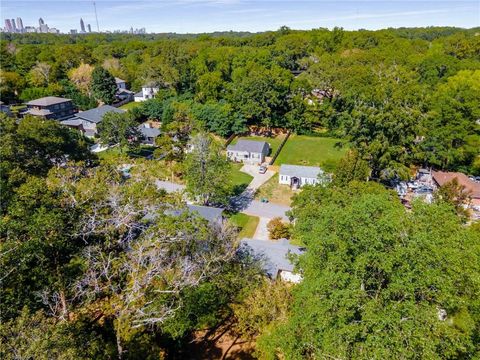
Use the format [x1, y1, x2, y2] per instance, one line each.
[267, 217, 290, 240]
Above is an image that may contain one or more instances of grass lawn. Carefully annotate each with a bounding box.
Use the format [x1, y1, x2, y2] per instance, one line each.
[255, 173, 296, 206]
[229, 213, 260, 239]
[275, 135, 348, 169]
[232, 134, 286, 157]
[120, 102, 142, 110]
[230, 163, 253, 195]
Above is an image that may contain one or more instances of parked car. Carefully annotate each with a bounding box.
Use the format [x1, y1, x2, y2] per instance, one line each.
[259, 165, 267, 174]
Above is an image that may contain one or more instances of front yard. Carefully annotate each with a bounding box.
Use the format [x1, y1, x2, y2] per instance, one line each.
[230, 163, 253, 195]
[228, 213, 260, 239]
[255, 173, 295, 206]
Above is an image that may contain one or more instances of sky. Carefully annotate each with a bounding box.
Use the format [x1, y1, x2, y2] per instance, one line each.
[1, 0, 479, 34]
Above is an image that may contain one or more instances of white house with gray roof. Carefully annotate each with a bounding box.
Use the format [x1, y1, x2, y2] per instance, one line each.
[240, 238, 304, 283]
[226, 139, 270, 165]
[134, 83, 160, 102]
[61, 105, 125, 137]
[279, 164, 323, 189]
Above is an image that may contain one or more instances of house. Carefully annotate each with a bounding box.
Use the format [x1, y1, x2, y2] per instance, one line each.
[134, 83, 160, 102]
[146, 204, 224, 225]
[25, 96, 75, 120]
[432, 171, 480, 206]
[240, 238, 304, 283]
[115, 77, 127, 90]
[226, 140, 270, 165]
[61, 105, 125, 137]
[115, 78, 134, 101]
[138, 122, 161, 145]
[0, 101, 12, 116]
[279, 164, 323, 189]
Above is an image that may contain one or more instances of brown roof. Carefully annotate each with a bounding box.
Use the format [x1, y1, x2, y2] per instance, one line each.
[432, 171, 480, 199]
[26, 96, 71, 106]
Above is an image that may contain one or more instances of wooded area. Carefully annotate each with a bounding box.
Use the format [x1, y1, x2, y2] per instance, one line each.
[1, 27, 480, 359]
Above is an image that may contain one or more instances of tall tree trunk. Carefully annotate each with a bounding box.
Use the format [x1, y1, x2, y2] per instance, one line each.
[116, 330, 123, 360]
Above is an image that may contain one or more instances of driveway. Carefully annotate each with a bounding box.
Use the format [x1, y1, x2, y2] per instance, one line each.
[240, 164, 276, 190]
[242, 200, 290, 221]
[253, 217, 271, 240]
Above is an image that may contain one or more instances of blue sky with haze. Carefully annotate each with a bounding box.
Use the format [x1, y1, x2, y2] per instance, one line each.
[1, 1, 479, 33]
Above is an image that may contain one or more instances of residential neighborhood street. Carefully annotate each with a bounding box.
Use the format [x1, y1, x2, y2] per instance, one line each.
[155, 168, 291, 240]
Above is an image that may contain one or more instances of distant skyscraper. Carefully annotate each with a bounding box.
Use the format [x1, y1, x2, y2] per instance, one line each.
[5, 19, 12, 32]
[11, 19, 16, 32]
[16, 17, 24, 32]
[87, 24, 92, 33]
[80, 18, 85, 33]
[39, 18, 44, 27]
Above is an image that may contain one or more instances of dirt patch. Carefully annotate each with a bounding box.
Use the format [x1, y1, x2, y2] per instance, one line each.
[180, 322, 256, 360]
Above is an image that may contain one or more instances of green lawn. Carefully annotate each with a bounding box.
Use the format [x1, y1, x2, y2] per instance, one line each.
[232, 135, 286, 156]
[120, 101, 142, 110]
[230, 163, 253, 195]
[229, 213, 260, 239]
[275, 135, 348, 169]
[255, 173, 295, 206]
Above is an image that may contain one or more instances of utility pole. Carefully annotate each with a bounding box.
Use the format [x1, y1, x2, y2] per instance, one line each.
[93, 1, 100, 32]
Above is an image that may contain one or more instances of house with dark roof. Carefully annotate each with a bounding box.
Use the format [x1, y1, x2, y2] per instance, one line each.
[226, 139, 270, 165]
[0, 101, 12, 116]
[25, 96, 75, 120]
[240, 238, 304, 283]
[138, 122, 161, 145]
[61, 105, 125, 137]
[115, 78, 134, 101]
[279, 164, 323, 189]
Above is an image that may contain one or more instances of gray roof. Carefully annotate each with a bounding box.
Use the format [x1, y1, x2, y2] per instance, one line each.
[115, 77, 126, 84]
[240, 238, 304, 277]
[279, 164, 322, 179]
[186, 205, 223, 223]
[60, 119, 83, 126]
[74, 105, 125, 124]
[134, 91, 144, 97]
[147, 204, 223, 224]
[227, 139, 270, 154]
[138, 124, 161, 138]
[26, 96, 71, 106]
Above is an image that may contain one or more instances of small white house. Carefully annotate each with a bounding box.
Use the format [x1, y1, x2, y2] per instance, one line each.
[279, 164, 323, 189]
[226, 140, 270, 165]
[134, 83, 160, 102]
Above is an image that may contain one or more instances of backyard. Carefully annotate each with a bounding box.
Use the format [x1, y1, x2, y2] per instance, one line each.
[275, 135, 348, 169]
[120, 101, 142, 110]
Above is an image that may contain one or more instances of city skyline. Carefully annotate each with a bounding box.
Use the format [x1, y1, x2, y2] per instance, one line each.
[1, 1, 479, 34]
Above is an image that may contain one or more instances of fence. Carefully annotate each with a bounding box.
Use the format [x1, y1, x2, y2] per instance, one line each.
[269, 131, 291, 165]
